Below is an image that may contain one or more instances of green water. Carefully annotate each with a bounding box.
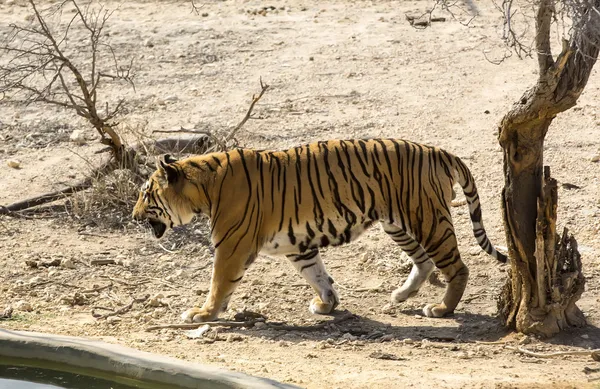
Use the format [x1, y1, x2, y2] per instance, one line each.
[0, 365, 147, 388]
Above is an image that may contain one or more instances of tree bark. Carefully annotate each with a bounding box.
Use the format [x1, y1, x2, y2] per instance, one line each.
[497, 0, 599, 336]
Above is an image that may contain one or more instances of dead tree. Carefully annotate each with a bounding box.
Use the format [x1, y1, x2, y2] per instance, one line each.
[0, 0, 268, 215]
[0, 0, 133, 164]
[496, 0, 599, 336]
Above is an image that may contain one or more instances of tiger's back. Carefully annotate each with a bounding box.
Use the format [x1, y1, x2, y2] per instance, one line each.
[133, 138, 505, 323]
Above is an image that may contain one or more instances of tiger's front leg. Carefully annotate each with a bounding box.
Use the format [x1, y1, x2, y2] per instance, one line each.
[286, 249, 339, 314]
[181, 248, 253, 323]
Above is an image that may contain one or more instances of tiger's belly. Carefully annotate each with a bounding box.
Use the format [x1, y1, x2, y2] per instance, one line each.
[260, 220, 374, 256]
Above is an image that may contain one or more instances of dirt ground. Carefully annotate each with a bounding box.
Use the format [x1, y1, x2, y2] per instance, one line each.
[1, 1, 600, 388]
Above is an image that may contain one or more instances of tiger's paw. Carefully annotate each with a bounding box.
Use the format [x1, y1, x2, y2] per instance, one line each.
[181, 307, 218, 323]
[309, 294, 338, 315]
[423, 303, 451, 318]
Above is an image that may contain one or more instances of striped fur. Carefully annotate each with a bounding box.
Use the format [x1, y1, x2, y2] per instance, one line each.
[132, 139, 505, 322]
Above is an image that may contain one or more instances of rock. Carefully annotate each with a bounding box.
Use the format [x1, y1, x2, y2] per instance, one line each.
[164, 95, 179, 103]
[69, 130, 86, 145]
[6, 159, 21, 169]
[60, 258, 76, 269]
[591, 155, 600, 163]
[227, 334, 244, 342]
[253, 321, 267, 329]
[381, 303, 395, 314]
[185, 324, 211, 339]
[341, 332, 357, 341]
[402, 338, 414, 344]
[144, 39, 154, 48]
[14, 300, 33, 312]
[147, 293, 165, 307]
[106, 316, 121, 325]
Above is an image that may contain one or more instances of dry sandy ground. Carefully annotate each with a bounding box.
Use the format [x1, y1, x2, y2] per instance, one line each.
[1, 1, 600, 388]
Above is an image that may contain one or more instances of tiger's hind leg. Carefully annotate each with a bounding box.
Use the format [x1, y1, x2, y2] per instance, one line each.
[286, 249, 339, 315]
[381, 223, 435, 303]
[422, 230, 469, 318]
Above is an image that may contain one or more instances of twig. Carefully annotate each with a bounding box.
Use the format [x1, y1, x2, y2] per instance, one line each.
[81, 283, 112, 294]
[225, 78, 269, 144]
[266, 312, 356, 331]
[146, 319, 262, 331]
[336, 283, 383, 293]
[94, 294, 149, 319]
[99, 275, 150, 287]
[475, 340, 509, 345]
[158, 243, 179, 254]
[90, 259, 116, 266]
[508, 346, 600, 359]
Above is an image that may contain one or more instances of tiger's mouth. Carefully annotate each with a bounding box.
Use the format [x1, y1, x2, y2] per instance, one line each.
[148, 219, 167, 239]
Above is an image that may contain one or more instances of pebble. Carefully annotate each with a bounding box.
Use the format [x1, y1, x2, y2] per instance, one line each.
[106, 316, 121, 325]
[253, 321, 267, 329]
[591, 155, 600, 163]
[147, 293, 164, 307]
[69, 130, 86, 145]
[227, 334, 244, 342]
[6, 159, 21, 169]
[341, 332, 357, 341]
[14, 300, 33, 312]
[60, 258, 77, 269]
[185, 324, 211, 339]
[144, 39, 154, 48]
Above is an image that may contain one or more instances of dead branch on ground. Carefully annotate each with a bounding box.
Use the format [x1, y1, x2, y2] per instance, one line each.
[146, 312, 356, 332]
[508, 346, 600, 360]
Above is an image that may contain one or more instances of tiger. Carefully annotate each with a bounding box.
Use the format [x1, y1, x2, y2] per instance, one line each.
[132, 138, 506, 323]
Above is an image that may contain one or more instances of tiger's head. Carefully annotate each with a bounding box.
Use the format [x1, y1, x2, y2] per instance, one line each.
[132, 154, 199, 239]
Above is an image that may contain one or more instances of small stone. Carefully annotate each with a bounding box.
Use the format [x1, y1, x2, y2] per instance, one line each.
[6, 159, 21, 169]
[69, 130, 86, 145]
[341, 332, 357, 341]
[144, 39, 154, 48]
[227, 334, 243, 342]
[414, 314, 423, 319]
[28, 276, 42, 285]
[60, 258, 76, 269]
[106, 316, 121, 325]
[591, 155, 600, 163]
[201, 12, 209, 17]
[185, 324, 211, 339]
[253, 321, 267, 329]
[14, 300, 33, 312]
[457, 351, 471, 359]
[402, 338, 414, 344]
[164, 95, 179, 103]
[581, 334, 589, 339]
[147, 293, 165, 307]
[381, 303, 395, 314]
[379, 334, 395, 342]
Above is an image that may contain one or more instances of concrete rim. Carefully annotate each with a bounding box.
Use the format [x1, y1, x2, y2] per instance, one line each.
[0, 329, 301, 389]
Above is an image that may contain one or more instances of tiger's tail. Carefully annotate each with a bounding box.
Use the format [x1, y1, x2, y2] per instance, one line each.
[452, 156, 507, 263]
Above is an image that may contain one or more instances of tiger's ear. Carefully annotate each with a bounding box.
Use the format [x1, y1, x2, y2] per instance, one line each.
[156, 154, 179, 185]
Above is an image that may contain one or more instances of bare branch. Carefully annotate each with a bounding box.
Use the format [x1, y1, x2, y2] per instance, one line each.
[225, 78, 269, 144]
[536, 0, 555, 74]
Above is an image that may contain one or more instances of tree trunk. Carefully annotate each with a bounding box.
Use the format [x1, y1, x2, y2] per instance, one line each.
[497, 0, 599, 336]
